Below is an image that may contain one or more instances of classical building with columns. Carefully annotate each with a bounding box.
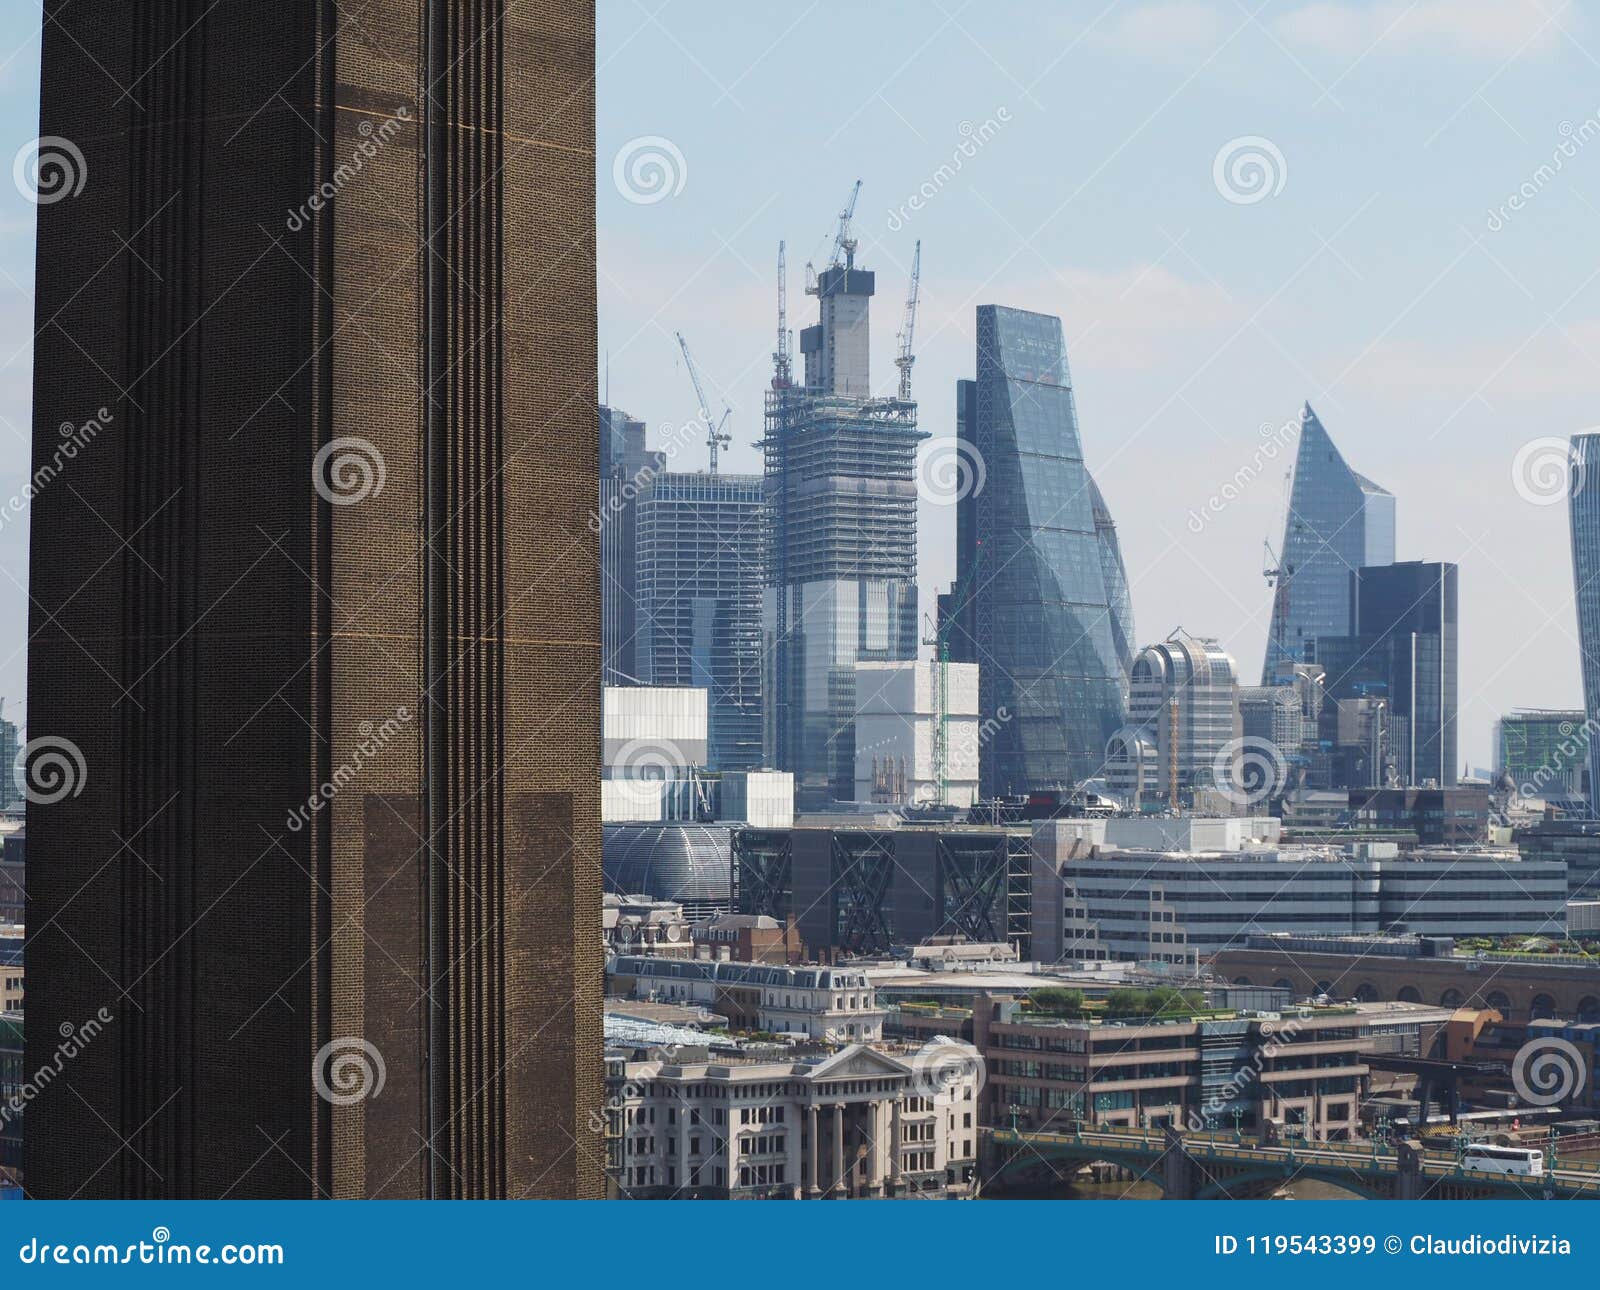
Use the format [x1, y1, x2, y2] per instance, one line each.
[606, 1043, 979, 1198]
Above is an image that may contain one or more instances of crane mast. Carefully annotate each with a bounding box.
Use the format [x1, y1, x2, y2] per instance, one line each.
[772, 241, 791, 389]
[804, 178, 863, 294]
[675, 331, 731, 474]
[895, 239, 921, 402]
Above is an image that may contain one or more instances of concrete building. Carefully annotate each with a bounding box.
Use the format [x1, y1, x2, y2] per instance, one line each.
[0, 831, 20, 927]
[603, 894, 694, 958]
[608, 955, 886, 1043]
[764, 221, 925, 807]
[979, 996, 1450, 1142]
[1032, 824, 1566, 967]
[1347, 784, 1489, 847]
[605, 1041, 979, 1198]
[1215, 933, 1600, 1022]
[1109, 632, 1241, 812]
[853, 660, 980, 807]
[718, 770, 795, 828]
[1516, 815, 1600, 900]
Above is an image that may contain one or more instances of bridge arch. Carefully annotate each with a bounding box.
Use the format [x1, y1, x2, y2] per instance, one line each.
[1580, 995, 1600, 1022]
[1532, 993, 1557, 1018]
[1440, 988, 1464, 1008]
[1397, 985, 1422, 1003]
[1354, 982, 1379, 1002]
[1194, 1167, 1384, 1201]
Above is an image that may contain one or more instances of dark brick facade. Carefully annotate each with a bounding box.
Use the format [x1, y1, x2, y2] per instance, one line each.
[25, 1, 601, 1198]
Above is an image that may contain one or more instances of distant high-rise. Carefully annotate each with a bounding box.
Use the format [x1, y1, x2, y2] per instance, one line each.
[600, 405, 663, 686]
[953, 306, 1133, 796]
[1108, 633, 1240, 810]
[763, 236, 924, 805]
[1571, 432, 1600, 808]
[1317, 561, 1458, 787]
[636, 472, 765, 769]
[1262, 404, 1395, 683]
[26, 3, 602, 1198]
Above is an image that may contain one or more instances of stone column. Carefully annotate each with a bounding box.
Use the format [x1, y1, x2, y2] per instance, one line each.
[833, 1103, 846, 1197]
[864, 1101, 882, 1197]
[806, 1104, 820, 1197]
[726, 1118, 741, 1197]
[890, 1099, 903, 1193]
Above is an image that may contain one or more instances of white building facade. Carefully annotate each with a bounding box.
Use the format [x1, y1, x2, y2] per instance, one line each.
[852, 660, 981, 807]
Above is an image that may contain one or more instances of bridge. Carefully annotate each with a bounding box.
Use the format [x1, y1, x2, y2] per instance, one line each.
[983, 1125, 1600, 1199]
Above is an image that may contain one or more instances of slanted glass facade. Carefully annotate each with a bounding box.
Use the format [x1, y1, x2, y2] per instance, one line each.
[961, 305, 1133, 795]
[1262, 404, 1394, 683]
[1571, 432, 1600, 811]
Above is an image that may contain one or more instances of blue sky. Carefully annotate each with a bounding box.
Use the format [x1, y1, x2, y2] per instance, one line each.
[0, 3, 1595, 770]
[598, 0, 1600, 771]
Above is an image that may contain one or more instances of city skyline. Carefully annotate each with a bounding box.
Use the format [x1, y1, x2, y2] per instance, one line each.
[587, 2, 1600, 773]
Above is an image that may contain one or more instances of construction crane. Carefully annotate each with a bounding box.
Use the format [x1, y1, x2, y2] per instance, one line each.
[772, 240, 792, 390]
[894, 239, 921, 402]
[804, 178, 863, 294]
[675, 331, 731, 474]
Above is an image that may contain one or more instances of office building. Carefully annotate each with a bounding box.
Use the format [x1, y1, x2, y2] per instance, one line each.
[635, 472, 766, 769]
[1262, 404, 1395, 683]
[1317, 561, 1459, 788]
[977, 997, 1446, 1142]
[1108, 632, 1240, 811]
[1032, 822, 1565, 966]
[853, 660, 981, 807]
[763, 229, 924, 806]
[1516, 816, 1600, 900]
[600, 405, 663, 686]
[1238, 685, 1305, 797]
[1346, 785, 1488, 847]
[25, 5, 601, 1198]
[949, 307, 1134, 796]
[1572, 432, 1600, 805]
[1496, 709, 1590, 801]
[608, 956, 886, 1043]
[605, 1042, 979, 1199]
[735, 823, 1034, 959]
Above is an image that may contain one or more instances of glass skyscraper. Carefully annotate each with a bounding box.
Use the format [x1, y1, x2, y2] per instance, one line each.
[635, 472, 766, 770]
[1262, 404, 1395, 683]
[1570, 432, 1600, 807]
[952, 305, 1134, 796]
[1316, 561, 1458, 787]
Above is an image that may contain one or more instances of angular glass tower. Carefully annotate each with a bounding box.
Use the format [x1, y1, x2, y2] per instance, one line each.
[1262, 404, 1395, 683]
[1570, 432, 1600, 806]
[954, 305, 1134, 795]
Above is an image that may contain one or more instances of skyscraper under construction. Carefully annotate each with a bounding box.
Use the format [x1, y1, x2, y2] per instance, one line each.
[25, 1, 602, 1199]
[762, 190, 926, 806]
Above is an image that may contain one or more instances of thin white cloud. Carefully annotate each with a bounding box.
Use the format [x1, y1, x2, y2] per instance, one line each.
[1088, 1, 1226, 58]
[1272, 0, 1576, 60]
